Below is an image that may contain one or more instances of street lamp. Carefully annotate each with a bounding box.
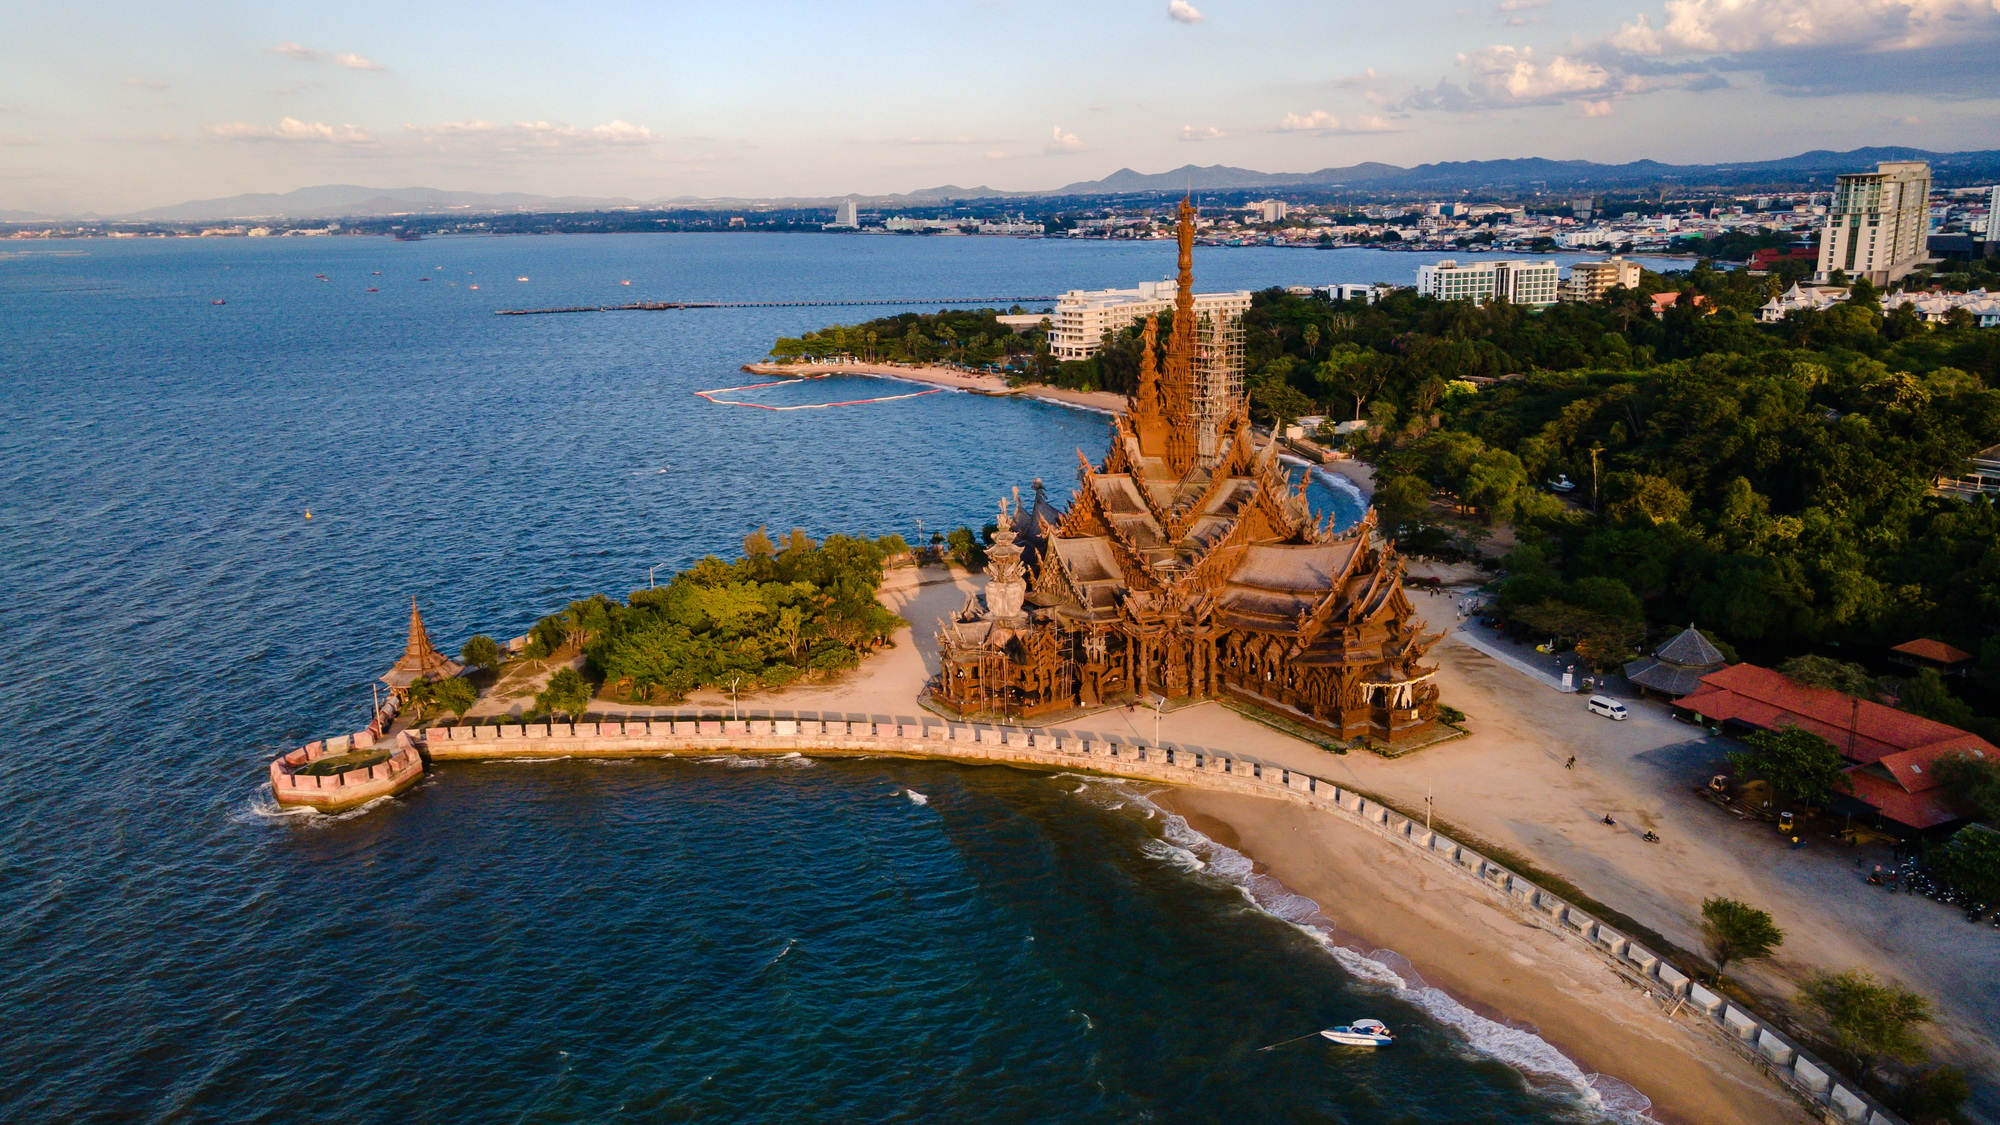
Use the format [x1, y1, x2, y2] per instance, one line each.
[649, 562, 671, 588]
[727, 675, 743, 721]
[1150, 693, 1167, 750]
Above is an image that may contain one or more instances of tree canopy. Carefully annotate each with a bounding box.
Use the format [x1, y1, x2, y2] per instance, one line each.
[1699, 896, 1785, 982]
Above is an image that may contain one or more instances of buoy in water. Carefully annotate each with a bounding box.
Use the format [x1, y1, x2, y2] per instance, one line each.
[304, 510, 313, 520]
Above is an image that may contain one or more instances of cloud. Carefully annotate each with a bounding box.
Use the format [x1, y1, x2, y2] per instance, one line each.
[1329, 67, 1382, 88]
[1581, 98, 1616, 116]
[0, 134, 37, 146]
[900, 134, 1006, 145]
[266, 42, 386, 71]
[207, 117, 377, 144]
[1420, 0, 2000, 111]
[1612, 0, 1999, 55]
[1276, 109, 1402, 134]
[1167, 0, 1204, 23]
[404, 119, 660, 151]
[1046, 125, 1084, 153]
[123, 77, 169, 90]
[1179, 124, 1228, 141]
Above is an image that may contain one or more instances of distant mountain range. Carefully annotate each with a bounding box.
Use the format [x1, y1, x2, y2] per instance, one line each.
[1021, 147, 2000, 197]
[13, 147, 1998, 222]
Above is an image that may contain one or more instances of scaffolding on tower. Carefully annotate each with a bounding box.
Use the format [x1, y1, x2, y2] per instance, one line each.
[1193, 308, 1246, 465]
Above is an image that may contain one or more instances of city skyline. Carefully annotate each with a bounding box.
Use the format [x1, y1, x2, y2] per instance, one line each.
[3, 0, 1999, 215]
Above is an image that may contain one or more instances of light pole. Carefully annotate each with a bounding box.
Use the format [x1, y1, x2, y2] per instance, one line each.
[649, 562, 671, 588]
[727, 675, 742, 721]
[1151, 693, 1166, 750]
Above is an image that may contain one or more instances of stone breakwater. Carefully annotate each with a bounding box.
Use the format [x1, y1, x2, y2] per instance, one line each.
[268, 697, 424, 812]
[272, 715, 1906, 1125]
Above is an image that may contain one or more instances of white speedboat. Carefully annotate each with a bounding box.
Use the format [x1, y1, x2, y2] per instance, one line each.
[1320, 1019, 1396, 1047]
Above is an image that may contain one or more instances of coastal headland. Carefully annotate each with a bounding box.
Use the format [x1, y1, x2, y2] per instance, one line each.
[739, 361, 1127, 414]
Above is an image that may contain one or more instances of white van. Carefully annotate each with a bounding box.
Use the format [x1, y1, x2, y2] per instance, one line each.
[1587, 695, 1628, 721]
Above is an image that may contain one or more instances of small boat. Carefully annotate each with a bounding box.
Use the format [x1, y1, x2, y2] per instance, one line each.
[1320, 1019, 1396, 1047]
[365, 287, 379, 292]
[1548, 474, 1576, 493]
[210, 298, 226, 305]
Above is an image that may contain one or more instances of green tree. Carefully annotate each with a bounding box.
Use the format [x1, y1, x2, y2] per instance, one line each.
[1893, 1065, 1969, 1125]
[1776, 655, 1880, 700]
[1926, 826, 2000, 903]
[461, 634, 502, 671]
[1699, 896, 1784, 983]
[403, 678, 439, 721]
[946, 526, 987, 569]
[430, 676, 477, 717]
[1729, 726, 1853, 808]
[536, 666, 594, 720]
[1798, 970, 1932, 1083]
[1934, 752, 2000, 823]
[1899, 668, 1976, 728]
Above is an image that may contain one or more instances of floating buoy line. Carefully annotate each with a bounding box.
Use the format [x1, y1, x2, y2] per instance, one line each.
[693, 373, 943, 411]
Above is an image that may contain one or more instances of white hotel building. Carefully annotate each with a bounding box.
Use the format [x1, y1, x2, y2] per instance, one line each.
[1414, 259, 1560, 306]
[1048, 280, 1253, 360]
[1816, 161, 1931, 286]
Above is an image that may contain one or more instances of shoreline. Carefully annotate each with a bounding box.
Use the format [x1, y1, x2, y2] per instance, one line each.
[1151, 786, 1811, 1125]
[741, 361, 1127, 415]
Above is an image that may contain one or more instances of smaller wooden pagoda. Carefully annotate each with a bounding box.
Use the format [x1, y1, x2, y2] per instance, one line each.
[381, 597, 462, 696]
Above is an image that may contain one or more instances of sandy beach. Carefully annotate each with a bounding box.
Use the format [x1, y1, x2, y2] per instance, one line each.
[1153, 786, 1810, 1125]
[741, 361, 1127, 414]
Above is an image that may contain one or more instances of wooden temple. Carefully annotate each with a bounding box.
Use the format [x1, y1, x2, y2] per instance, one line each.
[381, 596, 462, 698]
[930, 200, 1441, 743]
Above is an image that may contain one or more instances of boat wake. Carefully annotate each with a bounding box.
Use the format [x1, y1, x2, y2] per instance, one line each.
[700, 752, 817, 770]
[904, 789, 929, 805]
[1106, 782, 1657, 1124]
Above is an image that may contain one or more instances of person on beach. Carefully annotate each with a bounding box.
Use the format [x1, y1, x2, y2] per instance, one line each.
[1602, 814, 1617, 826]
[1565, 756, 1577, 770]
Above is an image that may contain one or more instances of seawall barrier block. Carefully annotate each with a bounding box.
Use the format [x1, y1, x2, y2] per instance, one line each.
[1623, 945, 1660, 974]
[1656, 963, 1691, 996]
[327, 734, 351, 752]
[1792, 1058, 1830, 1093]
[1756, 1028, 1796, 1067]
[499, 725, 521, 740]
[699, 721, 721, 735]
[574, 723, 596, 738]
[1593, 928, 1628, 957]
[1722, 1006, 1760, 1041]
[1831, 1086, 1867, 1122]
[724, 720, 747, 735]
[353, 731, 376, 750]
[1687, 983, 1725, 1016]
[1561, 911, 1596, 940]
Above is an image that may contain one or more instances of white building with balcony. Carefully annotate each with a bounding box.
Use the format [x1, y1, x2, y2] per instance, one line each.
[1817, 161, 1931, 285]
[1415, 259, 1559, 306]
[1047, 281, 1253, 359]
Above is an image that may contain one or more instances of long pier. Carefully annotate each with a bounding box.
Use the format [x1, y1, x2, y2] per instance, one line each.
[495, 296, 1055, 316]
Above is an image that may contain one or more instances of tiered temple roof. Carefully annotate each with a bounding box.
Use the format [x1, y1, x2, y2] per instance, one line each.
[381, 597, 463, 691]
[931, 199, 1440, 741]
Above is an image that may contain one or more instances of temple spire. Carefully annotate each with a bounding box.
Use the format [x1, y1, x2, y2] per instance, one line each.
[382, 596, 463, 692]
[1163, 197, 1199, 475]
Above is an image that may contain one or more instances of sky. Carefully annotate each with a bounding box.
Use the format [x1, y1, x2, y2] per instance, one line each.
[2, 0, 1998, 215]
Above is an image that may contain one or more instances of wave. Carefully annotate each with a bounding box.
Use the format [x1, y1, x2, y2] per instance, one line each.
[1111, 784, 1657, 1124]
[904, 789, 929, 805]
[699, 752, 817, 770]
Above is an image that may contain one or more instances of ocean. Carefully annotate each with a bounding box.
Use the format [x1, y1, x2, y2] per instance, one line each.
[0, 233, 1663, 1122]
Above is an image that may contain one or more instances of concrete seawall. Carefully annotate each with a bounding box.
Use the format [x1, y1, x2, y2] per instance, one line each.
[412, 715, 1897, 1125]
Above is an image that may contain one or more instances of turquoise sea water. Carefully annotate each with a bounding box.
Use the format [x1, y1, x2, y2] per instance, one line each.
[0, 234, 1664, 1122]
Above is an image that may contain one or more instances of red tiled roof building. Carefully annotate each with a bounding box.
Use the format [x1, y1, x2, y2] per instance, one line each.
[1676, 663, 1991, 830]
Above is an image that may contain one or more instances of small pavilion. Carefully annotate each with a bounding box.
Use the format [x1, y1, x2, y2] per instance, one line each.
[1888, 638, 1974, 677]
[1623, 625, 1728, 698]
[381, 597, 463, 698]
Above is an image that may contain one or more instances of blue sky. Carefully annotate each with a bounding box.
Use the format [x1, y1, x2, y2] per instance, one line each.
[2, 0, 1997, 214]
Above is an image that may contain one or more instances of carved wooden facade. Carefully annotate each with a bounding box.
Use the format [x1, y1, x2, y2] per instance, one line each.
[930, 201, 1440, 743]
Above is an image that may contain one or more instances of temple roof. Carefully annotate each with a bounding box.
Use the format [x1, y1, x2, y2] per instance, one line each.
[381, 597, 464, 689]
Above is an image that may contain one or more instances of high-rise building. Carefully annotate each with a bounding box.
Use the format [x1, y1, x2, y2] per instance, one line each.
[1415, 259, 1559, 306]
[1048, 280, 1252, 359]
[1987, 183, 2000, 244]
[1816, 161, 1931, 285]
[824, 199, 860, 229]
[1558, 256, 1643, 303]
